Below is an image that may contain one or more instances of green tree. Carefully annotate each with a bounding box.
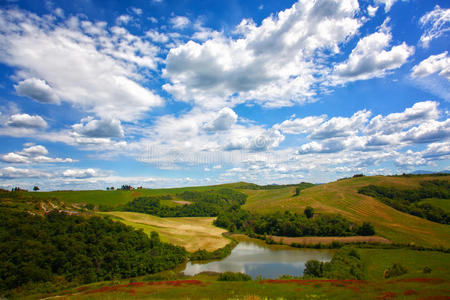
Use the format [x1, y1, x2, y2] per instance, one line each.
[304, 206, 314, 219]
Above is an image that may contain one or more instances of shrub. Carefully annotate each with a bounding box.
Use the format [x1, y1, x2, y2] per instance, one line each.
[304, 260, 323, 277]
[304, 206, 314, 219]
[217, 272, 251, 281]
[384, 264, 408, 278]
[422, 266, 432, 274]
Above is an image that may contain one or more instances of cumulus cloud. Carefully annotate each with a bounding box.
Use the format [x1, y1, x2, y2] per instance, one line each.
[163, 0, 362, 108]
[419, 5, 450, 48]
[204, 107, 238, 131]
[411, 52, 450, 80]
[374, 0, 400, 12]
[367, 5, 378, 17]
[7, 113, 48, 129]
[274, 116, 327, 134]
[0, 9, 163, 121]
[297, 140, 345, 154]
[72, 118, 124, 138]
[365, 101, 440, 135]
[309, 110, 371, 140]
[146, 29, 169, 43]
[332, 23, 414, 84]
[401, 119, 450, 144]
[14, 78, 60, 104]
[0, 145, 75, 164]
[0, 167, 50, 179]
[62, 168, 97, 178]
[170, 16, 190, 29]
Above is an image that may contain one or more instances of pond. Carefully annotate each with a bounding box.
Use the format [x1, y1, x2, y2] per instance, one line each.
[182, 240, 333, 279]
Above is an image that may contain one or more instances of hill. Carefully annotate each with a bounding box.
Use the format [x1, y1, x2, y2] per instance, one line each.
[241, 175, 450, 248]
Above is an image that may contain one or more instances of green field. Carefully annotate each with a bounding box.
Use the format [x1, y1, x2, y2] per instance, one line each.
[100, 211, 229, 252]
[31, 248, 450, 300]
[27, 182, 244, 208]
[419, 198, 450, 212]
[241, 175, 450, 248]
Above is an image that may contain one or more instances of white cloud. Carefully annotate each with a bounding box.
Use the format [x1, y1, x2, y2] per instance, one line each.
[170, 16, 190, 29]
[401, 119, 450, 144]
[14, 78, 60, 104]
[365, 101, 440, 135]
[0, 9, 163, 122]
[131, 7, 143, 15]
[0, 167, 50, 179]
[62, 168, 97, 178]
[374, 0, 399, 13]
[7, 113, 48, 129]
[274, 116, 327, 134]
[1, 152, 30, 163]
[332, 23, 414, 84]
[411, 52, 450, 80]
[72, 118, 124, 138]
[21, 145, 48, 156]
[419, 5, 450, 48]
[163, 0, 361, 109]
[309, 110, 371, 140]
[204, 107, 237, 131]
[1, 144, 75, 164]
[116, 14, 132, 25]
[146, 29, 169, 43]
[367, 5, 378, 17]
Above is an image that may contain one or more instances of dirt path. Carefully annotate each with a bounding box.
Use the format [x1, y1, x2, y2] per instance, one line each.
[270, 235, 392, 245]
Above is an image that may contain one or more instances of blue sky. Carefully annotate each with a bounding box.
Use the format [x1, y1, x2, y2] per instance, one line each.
[0, 0, 449, 190]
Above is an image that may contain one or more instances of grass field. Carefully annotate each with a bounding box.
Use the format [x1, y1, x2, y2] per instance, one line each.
[419, 198, 450, 212]
[359, 248, 450, 280]
[242, 175, 450, 248]
[30, 248, 450, 300]
[99, 211, 229, 252]
[27, 182, 243, 208]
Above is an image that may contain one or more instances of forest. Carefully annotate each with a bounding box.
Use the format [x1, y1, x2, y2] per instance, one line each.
[358, 180, 449, 224]
[123, 188, 247, 217]
[214, 207, 375, 237]
[0, 208, 187, 291]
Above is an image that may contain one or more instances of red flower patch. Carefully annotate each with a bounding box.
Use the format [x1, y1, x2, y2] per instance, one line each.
[147, 280, 203, 286]
[378, 291, 396, 299]
[404, 290, 418, 296]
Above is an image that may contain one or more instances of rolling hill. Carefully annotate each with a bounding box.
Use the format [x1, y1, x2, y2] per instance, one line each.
[241, 175, 450, 248]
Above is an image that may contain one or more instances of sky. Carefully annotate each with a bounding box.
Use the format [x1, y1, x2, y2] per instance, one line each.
[0, 0, 449, 190]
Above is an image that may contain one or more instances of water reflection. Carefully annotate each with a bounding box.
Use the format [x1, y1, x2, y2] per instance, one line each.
[182, 241, 333, 279]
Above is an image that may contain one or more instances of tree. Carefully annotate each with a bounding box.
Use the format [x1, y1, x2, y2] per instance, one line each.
[304, 206, 314, 219]
[33, 186, 39, 192]
[357, 222, 375, 236]
[304, 260, 323, 277]
[295, 187, 300, 196]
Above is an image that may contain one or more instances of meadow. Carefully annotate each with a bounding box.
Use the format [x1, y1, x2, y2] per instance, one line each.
[99, 211, 229, 252]
[242, 175, 450, 248]
[28, 247, 450, 300]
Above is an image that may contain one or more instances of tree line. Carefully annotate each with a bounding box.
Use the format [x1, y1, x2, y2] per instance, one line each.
[122, 188, 247, 217]
[0, 208, 187, 291]
[358, 180, 449, 224]
[214, 206, 375, 237]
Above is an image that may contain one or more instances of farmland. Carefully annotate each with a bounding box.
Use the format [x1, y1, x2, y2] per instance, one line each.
[241, 175, 450, 248]
[100, 211, 229, 252]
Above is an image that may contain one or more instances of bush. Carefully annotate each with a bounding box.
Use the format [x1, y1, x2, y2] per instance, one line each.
[217, 272, 251, 281]
[304, 206, 314, 219]
[422, 266, 432, 274]
[384, 264, 408, 278]
[304, 260, 323, 277]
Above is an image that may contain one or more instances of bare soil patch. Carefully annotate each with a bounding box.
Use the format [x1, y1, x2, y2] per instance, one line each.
[270, 235, 392, 245]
